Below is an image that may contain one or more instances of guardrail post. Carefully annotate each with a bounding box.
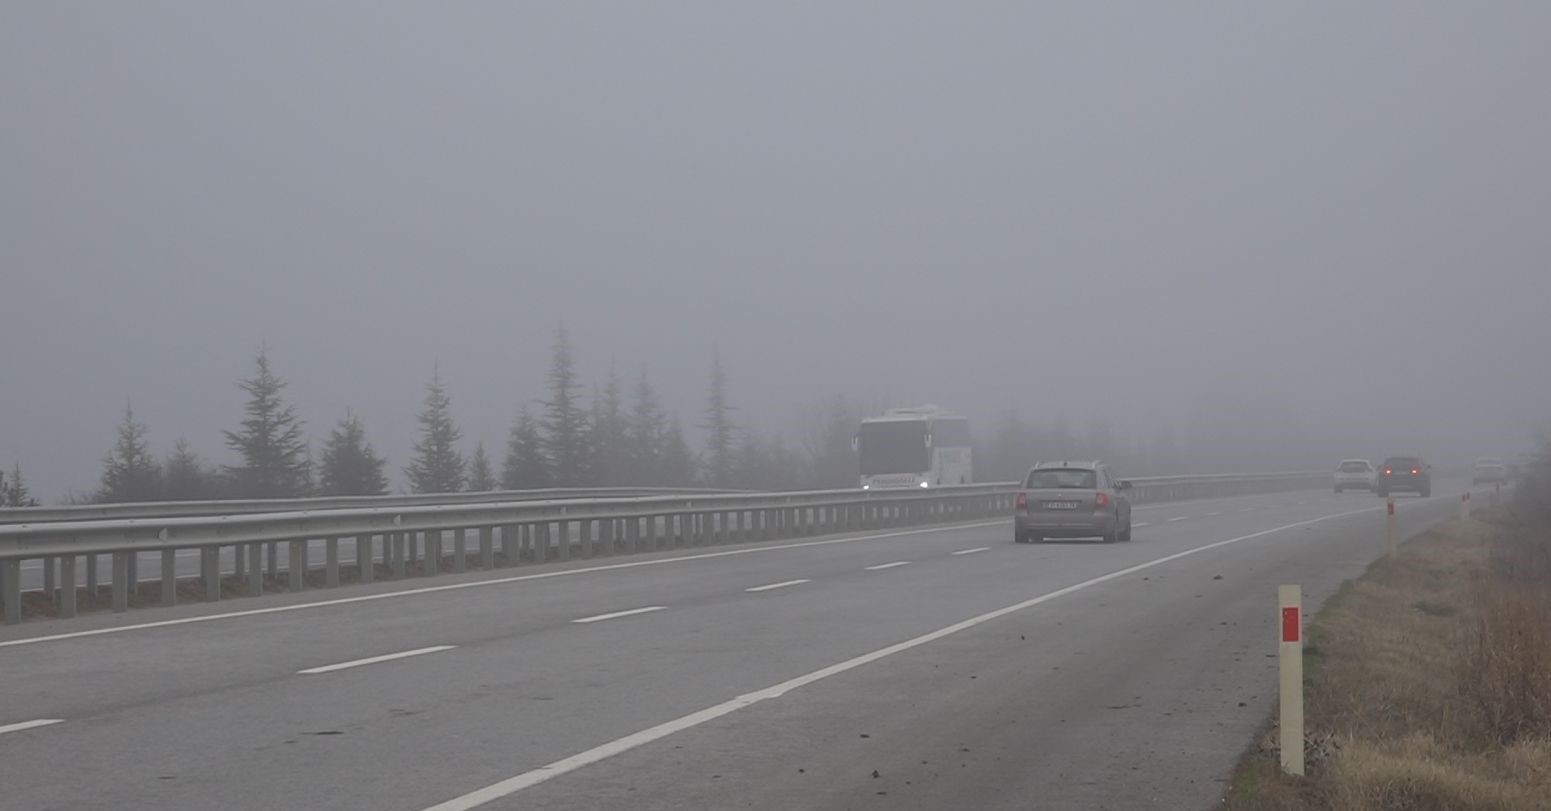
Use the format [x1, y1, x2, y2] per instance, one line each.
[407, 531, 420, 568]
[112, 552, 130, 613]
[427, 530, 441, 576]
[392, 533, 407, 578]
[86, 553, 99, 598]
[557, 521, 572, 561]
[288, 540, 306, 591]
[161, 549, 177, 606]
[235, 543, 247, 582]
[1, 560, 20, 625]
[202, 547, 220, 600]
[358, 535, 374, 583]
[579, 520, 594, 559]
[60, 555, 78, 618]
[126, 552, 138, 596]
[247, 543, 263, 596]
[325, 537, 340, 587]
[480, 526, 495, 568]
[453, 528, 467, 573]
[266, 541, 278, 579]
[42, 556, 55, 606]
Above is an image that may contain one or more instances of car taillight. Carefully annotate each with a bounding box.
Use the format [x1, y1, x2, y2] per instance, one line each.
[1411, 468, 1419, 475]
[1095, 492, 1110, 509]
[1383, 468, 1392, 476]
[1015, 492, 1027, 510]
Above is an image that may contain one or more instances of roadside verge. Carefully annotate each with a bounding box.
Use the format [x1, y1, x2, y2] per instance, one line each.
[1224, 509, 1551, 809]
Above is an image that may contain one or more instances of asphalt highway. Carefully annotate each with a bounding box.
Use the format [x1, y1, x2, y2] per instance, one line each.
[0, 481, 1482, 810]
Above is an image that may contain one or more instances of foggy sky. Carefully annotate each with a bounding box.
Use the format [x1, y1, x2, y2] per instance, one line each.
[4, 2, 1550, 500]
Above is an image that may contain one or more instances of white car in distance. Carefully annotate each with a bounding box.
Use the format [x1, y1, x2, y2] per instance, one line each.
[1333, 459, 1377, 493]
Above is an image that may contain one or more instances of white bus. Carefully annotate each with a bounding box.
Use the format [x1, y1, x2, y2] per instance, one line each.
[855, 407, 973, 489]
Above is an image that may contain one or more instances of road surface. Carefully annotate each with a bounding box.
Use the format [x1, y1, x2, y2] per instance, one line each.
[0, 482, 1481, 810]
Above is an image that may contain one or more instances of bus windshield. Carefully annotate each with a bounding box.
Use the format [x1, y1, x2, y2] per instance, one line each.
[858, 421, 929, 475]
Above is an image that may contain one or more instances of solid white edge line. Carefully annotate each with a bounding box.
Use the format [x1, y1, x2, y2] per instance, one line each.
[1167, 516, 1190, 522]
[1131, 522, 1150, 528]
[297, 645, 457, 675]
[950, 547, 990, 556]
[863, 561, 911, 571]
[744, 580, 811, 593]
[1205, 512, 1222, 516]
[0, 520, 1005, 649]
[572, 606, 666, 624]
[0, 718, 66, 736]
[419, 503, 1387, 811]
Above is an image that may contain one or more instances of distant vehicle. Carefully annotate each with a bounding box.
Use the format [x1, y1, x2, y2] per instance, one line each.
[1014, 461, 1133, 544]
[1376, 456, 1431, 498]
[1333, 459, 1376, 492]
[855, 406, 972, 489]
[1472, 458, 1509, 486]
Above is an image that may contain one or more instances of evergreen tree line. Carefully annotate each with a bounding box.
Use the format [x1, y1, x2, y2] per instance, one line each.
[76, 326, 865, 505]
[0, 463, 39, 507]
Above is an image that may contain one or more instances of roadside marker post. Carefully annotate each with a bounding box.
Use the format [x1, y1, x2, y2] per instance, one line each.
[1279, 584, 1304, 776]
[1385, 498, 1397, 558]
[1460, 491, 1470, 521]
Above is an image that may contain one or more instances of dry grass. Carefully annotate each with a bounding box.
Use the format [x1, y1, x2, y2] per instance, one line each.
[1224, 512, 1551, 810]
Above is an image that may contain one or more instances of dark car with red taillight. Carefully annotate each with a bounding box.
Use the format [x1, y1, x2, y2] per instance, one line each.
[1376, 456, 1431, 497]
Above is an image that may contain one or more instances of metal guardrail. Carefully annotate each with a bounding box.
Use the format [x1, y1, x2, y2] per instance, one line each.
[0, 472, 1326, 625]
[0, 487, 745, 525]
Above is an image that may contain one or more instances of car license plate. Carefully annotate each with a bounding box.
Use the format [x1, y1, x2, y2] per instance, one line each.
[1043, 501, 1079, 510]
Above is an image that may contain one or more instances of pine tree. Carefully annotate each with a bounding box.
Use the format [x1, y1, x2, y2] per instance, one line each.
[589, 364, 627, 486]
[502, 407, 551, 489]
[541, 324, 591, 486]
[624, 365, 667, 485]
[223, 350, 310, 498]
[318, 411, 389, 496]
[3, 463, 38, 507]
[98, 404, 162, 503]
[466, 441, 496, 491]
[162, 438, 215, 500]
[660, 415, 695, 487]
[405, 369, 466, 493]
[700, 350, 738, 487]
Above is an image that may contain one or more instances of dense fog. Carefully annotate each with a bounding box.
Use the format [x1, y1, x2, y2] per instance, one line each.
[4, 3, 1549, 501]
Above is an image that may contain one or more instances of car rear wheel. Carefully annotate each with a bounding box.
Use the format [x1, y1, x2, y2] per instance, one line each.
[1120, 521, 1133, 542]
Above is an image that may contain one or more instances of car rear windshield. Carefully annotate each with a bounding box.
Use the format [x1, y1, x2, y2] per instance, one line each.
[1383, 458, 1420, 469]
[1339, 461, 1370, 472]
[1025, 469, 1097, 489]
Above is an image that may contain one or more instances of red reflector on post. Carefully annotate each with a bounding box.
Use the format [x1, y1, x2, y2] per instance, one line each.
[1282, 606, 1300, 643]
[1387, 500, 1395, 516]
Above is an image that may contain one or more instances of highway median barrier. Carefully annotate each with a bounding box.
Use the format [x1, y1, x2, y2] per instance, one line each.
[1, 472, 1330, 625]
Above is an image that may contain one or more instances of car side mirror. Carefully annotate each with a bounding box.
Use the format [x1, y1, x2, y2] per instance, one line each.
[1118, 480, 1133, 490]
